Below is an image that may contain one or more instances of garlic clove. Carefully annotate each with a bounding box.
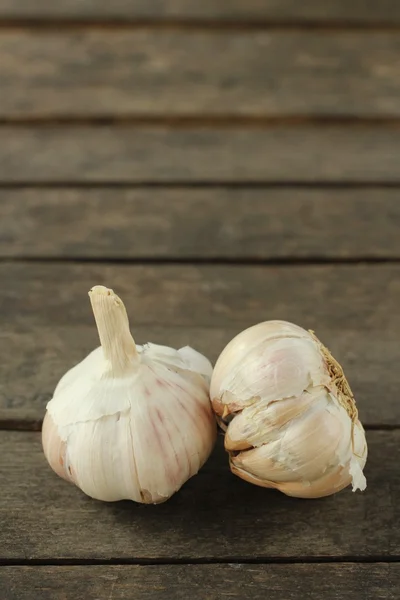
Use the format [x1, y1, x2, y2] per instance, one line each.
[42, 412, 74, 483]
[43, 285, 216, 503]
[274, 466, 351, 499]
[230, 393, 349, 484]
[230, 458, 353, 498]
[210, 320, 313, 401]
[63, 411, 143, 502]
[122, 365, 214, 503]
[212, 335, 329, 419]
[225, 389, 320, 451]
[230, 461, 279, 490]
[231, 441, 300, 484]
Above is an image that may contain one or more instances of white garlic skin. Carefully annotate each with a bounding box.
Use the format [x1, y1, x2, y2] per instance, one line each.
[210, 320, 367, 499]
[42, 286, 216, 504]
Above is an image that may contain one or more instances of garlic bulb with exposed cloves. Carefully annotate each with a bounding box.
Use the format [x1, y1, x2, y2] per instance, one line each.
[42, 285, 216, 504]
[210, 320, 367, 498]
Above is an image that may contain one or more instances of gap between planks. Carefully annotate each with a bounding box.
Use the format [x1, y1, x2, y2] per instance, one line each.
[2, 182, 400, 189]
[1, 257, 400, 266]
[0, 420, 398, 433]
[1, 182, 400, 191]
[2, 117, 400, 127]
[1, 19, 400, 29]
[1, 20, 400, 31]
[1, 556, 400, 567]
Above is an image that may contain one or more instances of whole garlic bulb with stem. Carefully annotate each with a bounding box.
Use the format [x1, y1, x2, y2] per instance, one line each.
[210, 320, 367, 499]
[42, 285, 216, 504]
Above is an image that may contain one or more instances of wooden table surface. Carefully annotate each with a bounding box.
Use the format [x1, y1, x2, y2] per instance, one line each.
[1, 2, 400, 599]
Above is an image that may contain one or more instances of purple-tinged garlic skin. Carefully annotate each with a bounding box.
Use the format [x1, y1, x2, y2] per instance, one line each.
[210, 320, 367, 499]
[42, 286, 216, 504]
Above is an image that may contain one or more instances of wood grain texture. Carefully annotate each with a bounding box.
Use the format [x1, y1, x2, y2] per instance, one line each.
[0, 262, 399, 426]
[1, 125, 400, 183]
[1, 187, 399, 259]
[0, 430, 399, 559]
[1, 564, 399, 600]
[0, 0, 399, 23]
[2, 31, 400, 117]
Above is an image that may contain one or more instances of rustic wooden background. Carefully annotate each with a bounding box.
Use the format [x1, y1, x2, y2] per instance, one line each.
[0, 2, 399, 599]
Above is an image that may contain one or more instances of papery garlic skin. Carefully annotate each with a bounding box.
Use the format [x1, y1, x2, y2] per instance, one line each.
[210, 320, 367, 498]
[42, 286, 216, 504]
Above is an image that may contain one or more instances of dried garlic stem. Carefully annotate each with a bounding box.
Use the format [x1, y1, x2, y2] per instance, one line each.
[89, 285, 139, 374]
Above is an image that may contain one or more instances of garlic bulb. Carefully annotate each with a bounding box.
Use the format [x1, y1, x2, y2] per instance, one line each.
[210, 320, 367, 498]
[42, 285, 216, 504]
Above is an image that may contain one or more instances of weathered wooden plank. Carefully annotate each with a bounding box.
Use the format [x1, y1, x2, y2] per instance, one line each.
[1, 126, 400, 183]
[0, 263, 399, 426]
[2, 31, 400, 117]
[1, 187, 400, 259]
[0, 0, 399, 23]
[0, 430, 398, 559]
[1, 564, 399, 600]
